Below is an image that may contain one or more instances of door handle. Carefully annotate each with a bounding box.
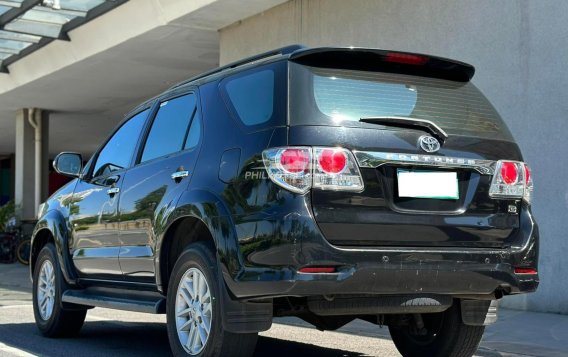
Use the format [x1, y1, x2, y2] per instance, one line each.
[107, 187, 120, 196]
[171, 170, 189, 182]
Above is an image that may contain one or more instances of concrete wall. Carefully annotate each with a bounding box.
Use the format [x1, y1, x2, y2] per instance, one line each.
[220, 0, 568, 313]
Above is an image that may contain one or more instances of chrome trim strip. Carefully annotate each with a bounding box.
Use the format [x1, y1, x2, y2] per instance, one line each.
[353, 151, 495, 175]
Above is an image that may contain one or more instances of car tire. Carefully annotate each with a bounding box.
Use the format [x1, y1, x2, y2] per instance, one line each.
[32, 243, 87, 337]
[166, 241, 258, 357]
[16, 239, 30, 265]
[388, 302, 484, 357]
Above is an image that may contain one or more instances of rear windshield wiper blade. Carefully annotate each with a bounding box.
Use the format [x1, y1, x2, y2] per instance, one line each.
[359, 116, 448, 142]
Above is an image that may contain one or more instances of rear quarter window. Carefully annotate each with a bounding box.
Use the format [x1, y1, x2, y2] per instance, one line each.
[220, 61, 287, 131]
[226, 70, 274, 125]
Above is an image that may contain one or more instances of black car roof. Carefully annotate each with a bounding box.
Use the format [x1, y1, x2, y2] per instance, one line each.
[169, 44, 304, 90]
[128, 45, 475, 118]
[169, 44, 475, 90]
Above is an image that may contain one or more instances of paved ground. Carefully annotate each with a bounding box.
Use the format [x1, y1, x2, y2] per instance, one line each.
[0, 263, 566, 357]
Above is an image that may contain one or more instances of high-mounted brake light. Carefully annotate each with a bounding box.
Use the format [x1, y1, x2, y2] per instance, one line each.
[489, 160, 533, 204]
[262, 147, 364, 194]
[384, 52, 429, 65]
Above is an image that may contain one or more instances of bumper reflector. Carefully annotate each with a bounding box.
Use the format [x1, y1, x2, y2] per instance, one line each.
[514, 267, 538, 275]
[298, 267, 336, 273]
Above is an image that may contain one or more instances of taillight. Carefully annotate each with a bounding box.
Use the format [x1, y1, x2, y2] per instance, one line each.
[262, 146, 364, 194]
[500, 161, 518, 185]
[313, 147, 364, 191]
[262, 147, 312, 194]
[318, 149, 347, 174]
[280, 148, 310, 173]
[489, 160, 533, 204]
[523, 163, 533, 204]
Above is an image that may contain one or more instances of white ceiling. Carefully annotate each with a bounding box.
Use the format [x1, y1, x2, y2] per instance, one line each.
[0, 0, 288, 156]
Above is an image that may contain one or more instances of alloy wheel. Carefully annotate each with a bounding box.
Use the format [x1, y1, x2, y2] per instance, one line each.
[175, 267, 213, 355]
[37, 260, 56, 320]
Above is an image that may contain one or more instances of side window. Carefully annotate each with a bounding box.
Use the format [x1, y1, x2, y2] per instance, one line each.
[92, 109, 148, 178]
[224, 69, 274, 126]
[141, 94, 197, 163]
[184, 110, 201, 150]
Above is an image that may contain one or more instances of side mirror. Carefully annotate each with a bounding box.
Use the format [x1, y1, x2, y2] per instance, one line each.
[53, 152, 83, 178]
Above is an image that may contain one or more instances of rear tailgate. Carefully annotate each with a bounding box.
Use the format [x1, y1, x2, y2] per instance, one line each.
[288, 48, 523, 248]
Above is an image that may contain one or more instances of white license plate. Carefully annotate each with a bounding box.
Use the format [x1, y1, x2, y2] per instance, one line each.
[397, 170, 459, 199]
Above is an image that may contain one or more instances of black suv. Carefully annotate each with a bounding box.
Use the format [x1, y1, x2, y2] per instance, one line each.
[31, 45, 539, 357]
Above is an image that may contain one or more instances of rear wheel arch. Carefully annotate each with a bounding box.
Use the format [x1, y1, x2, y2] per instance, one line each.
[157, 190, 244, 293]
[158, 215, 217, 294]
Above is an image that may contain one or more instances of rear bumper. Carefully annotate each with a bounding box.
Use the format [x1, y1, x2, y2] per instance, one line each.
[225, 198, 539, 300]
[225, 249, 539, 299]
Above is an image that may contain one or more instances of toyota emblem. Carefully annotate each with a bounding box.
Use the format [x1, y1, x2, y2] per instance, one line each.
[418, 135, 441, 153]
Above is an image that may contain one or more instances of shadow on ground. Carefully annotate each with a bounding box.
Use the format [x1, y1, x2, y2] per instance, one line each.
[0, 321, 374, 357]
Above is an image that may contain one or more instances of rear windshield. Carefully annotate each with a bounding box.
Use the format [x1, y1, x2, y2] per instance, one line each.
[289, 63, 513, 141]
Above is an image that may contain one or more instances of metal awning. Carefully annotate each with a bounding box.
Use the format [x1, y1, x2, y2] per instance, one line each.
[0, 0, 127, 73]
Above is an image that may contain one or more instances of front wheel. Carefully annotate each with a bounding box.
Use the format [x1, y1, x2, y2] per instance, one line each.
[32, 243, 87, 337]
[388, 303, 485, 357]
[166, 242, 258, 357]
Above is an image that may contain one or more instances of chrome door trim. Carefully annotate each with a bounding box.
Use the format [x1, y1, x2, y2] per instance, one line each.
[107, 187, 120, 195]
[171, 170, 190, 180]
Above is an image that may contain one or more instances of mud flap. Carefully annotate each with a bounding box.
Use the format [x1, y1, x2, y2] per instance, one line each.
[219, 274, 273, 333]
[461, 299, 498, 326]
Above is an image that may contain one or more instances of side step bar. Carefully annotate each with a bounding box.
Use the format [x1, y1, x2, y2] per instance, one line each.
[62, 287, 166, 314]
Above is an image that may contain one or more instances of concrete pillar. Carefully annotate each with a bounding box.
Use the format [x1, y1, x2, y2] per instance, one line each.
[15, 109, 49, 220]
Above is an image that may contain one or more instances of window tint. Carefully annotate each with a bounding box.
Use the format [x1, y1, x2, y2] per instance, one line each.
[289, 63, 513, 141]
[184, 110, 201, 150]
[313, 74, 417, 119]
[225, 70, 274, 126]
[141, 94, 197, 163]
[92, 109, 148, 178]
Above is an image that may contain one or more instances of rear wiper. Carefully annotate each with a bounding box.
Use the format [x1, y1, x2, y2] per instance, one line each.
[359, 116, 448, 142]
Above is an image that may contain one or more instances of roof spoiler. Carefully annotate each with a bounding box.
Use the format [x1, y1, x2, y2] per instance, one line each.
[289, 47, 475, 82]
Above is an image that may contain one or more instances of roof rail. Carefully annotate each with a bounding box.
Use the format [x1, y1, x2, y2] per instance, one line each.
[170, 44, 305, 89]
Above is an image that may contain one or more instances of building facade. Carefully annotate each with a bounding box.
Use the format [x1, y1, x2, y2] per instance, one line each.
[0, 0, 564, 313]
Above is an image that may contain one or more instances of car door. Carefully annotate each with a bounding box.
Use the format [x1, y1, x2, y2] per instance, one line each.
[69, 109, 150, 279]
[118, 90, 202, 283]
